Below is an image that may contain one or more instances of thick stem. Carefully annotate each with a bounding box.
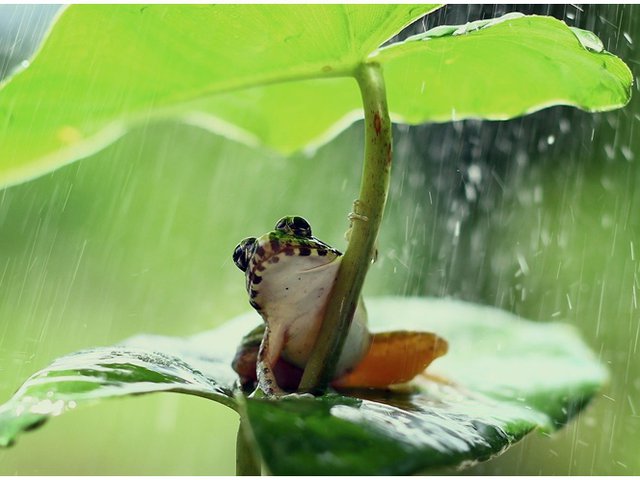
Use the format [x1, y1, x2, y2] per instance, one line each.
[298, 62, 392, 393]
[236, 418, 261, 476]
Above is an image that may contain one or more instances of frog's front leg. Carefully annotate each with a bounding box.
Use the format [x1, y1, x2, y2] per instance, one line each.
[347, 199, 369, 224]
[346, 199, 378, 263]
[255, 323, 286, 396]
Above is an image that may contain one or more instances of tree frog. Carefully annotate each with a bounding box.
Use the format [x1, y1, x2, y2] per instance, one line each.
[232, 216, 448, 396]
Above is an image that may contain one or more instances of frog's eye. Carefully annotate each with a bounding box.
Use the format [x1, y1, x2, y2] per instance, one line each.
[275, 216, 312, 238]
[274, 217, 290, 232]
[289, 216, 312, 237]
[233, 237, 256, 272]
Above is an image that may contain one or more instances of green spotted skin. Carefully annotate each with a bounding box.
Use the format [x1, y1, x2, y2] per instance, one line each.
[233, 216, 370, 395]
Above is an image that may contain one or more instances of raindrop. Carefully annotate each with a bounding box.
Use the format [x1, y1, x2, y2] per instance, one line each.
[464, 184, 477, 202]
[604, 143, 615, 160]
[516, 253, 530, 276]
[533, 185, 543, 204]
[623, 32, 633, 45]
[601, 214, 614, 228]
[569, 27, 604, 53]
[467, 164, 482, 184]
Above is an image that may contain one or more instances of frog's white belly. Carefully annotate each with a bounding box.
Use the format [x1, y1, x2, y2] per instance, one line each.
[255, 254, 370, 377]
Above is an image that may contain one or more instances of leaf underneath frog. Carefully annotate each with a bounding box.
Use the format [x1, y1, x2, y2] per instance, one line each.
[0, 297, 605, 475]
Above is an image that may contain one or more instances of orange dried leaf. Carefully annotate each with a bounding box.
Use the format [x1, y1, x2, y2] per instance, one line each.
[333, 331, 448, 388]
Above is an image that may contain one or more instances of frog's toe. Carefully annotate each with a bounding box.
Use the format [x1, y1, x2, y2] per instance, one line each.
[248, 388, 266, 399]
[281, 392, 315, 400]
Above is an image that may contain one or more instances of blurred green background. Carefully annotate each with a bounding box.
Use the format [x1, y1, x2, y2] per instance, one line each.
[0, 4, 638, 475]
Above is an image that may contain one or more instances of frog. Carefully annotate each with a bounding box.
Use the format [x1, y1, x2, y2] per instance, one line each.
[232, 215, 448, 396]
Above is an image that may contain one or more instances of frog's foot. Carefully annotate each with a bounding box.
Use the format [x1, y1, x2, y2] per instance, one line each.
[343, 225, 352, 244]
[348, 199, 369, 224]
[347, 211, 369, 222]
[255, 324, 287, 397]
[345, 200, 378, 263]
[256, 366, 286, 397]
[249, 390, 314, 400]
[280, 392, 315, 400]
[345, 201, 363, 240]
[332, 331, 448, 389]
[344, 216, 368, 241]
[247, 381, 292, 398]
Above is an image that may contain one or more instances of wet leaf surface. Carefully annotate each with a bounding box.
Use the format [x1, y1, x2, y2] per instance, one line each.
[241, 297, 606, 474]
[0, 297, 605, 474]
[0, 336, 238, 447]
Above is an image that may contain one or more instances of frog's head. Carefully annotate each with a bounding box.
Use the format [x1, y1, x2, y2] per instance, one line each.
[232, 216, 342, 312]
[232, 216, 339, 271]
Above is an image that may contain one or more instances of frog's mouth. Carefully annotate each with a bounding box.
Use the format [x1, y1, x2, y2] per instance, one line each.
[301, 255, 341, 272]
[251, 249, 339, 273]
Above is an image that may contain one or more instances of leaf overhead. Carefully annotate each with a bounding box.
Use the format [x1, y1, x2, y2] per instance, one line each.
[199, 13, 632, 152]
[375, 13, 633, 123]
[0, 4, 439, 189]
[0, 7, 632, 188]
[0, 297, 606, 474]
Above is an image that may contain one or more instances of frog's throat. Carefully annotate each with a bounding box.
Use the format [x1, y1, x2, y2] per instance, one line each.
[247, 252, 340, 301]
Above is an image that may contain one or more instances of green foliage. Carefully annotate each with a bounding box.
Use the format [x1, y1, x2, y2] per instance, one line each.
[0, 6, 631, 188]
[0, 5, 632, 474]
[0, 4, 438, 188]
[0, 337, 238, 447]
[0, 298, 606, 474]
[376, 13, 632, 123]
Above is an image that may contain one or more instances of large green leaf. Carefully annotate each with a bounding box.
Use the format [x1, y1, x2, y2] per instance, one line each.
[376, 13, 633, 123]
[0, 297, 605, 474]
[0, 8, 632, 189]
[0, 334, 239, 447]
[242, 297, 606, 474]
[195, 13, 632, 153]
[0, 4, 439, 189]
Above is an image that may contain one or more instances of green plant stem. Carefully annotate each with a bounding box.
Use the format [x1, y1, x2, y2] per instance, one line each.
[298, 62, 392, 394]
[236, 418, 261, 476]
